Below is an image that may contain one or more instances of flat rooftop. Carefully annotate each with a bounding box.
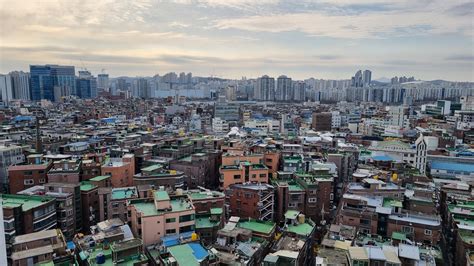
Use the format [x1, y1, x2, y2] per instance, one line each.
[238, 220, 275, 235]
[1, 194, 53, 211]
[131, 199, 193, 217]
[111, 187, 138, 200]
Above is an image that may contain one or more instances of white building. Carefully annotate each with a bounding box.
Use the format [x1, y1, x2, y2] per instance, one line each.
[244, 119, 280, 134]
[415, 135, 428, 174]
[368, 135, 428, 174]
[9, 71, 30, 100]
[331, 111, 341, 129]
[389, 106, 408, 128]
[212, 117, 229, 134]
[0, 74, 13, 105]
[0, 144, 25, 185]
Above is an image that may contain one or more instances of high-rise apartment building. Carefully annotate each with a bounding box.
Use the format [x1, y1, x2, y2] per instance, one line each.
[30, 65, 75, 101]
[363, 70, 372, 86]
[351, 70, 371, 87]
[0, 74, 14, 104]
[255, 75, 275, 101]
[276, 75, 292, 101]
[9, 71, 30, 100]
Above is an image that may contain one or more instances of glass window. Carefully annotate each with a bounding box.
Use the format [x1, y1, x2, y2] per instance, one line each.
[166, 218, 176, 223]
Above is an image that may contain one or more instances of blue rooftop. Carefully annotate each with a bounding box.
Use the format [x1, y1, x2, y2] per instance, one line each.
[372, 155, 394, 161]
[161, 231, 194, 247]
[13, 115, 34, 122]
[431, 161, 474, 173]
[188, 243, 209, 260]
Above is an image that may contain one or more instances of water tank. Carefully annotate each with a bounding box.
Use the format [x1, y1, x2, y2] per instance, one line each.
[176, 188, 183, 196]
[191, 233, 198, 241]
[96, 253, 106, 264]
[298, 214, 305, 224]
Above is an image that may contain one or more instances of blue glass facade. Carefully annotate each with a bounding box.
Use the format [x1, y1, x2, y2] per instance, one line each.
[76, 77, 97, 98]
[30, 65, 75, 101]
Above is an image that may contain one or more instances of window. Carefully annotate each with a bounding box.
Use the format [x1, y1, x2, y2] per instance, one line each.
[288, 202, 297, 208]
[166, 218, 176, 223]
[424, 229, 432, 236]
[353, 261, 369, 266]
[252, 174, 256, 179]
[24, 171, 33, 175]
[360, 219, 370, 225]
[402, 226, 414, 234]
[259, 174, 266, 178]
[39, 178, 46, 184]
[180, 225, 195, 233]
[166, 229, 176, 234]
[179, 214, 194, 223]
[24, 179, 34, 185]
[308, 198, 317, 203]
[233, 175, 241, 180]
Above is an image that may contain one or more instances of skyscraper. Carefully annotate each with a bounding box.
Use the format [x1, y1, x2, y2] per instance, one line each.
[30, 65, 75, 101]
[255, 75, 275, 101]
[9, 71, 30, 100]
[276, 75, 292, 101]
[351, 70, 371, 87]
[76, 71, 97, 98]
[97, 74, 109, 91]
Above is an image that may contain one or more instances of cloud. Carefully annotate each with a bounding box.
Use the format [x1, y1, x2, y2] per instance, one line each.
[445, 55, 474, 61]
[213, 10, 472, 39]
[0, 0, 473, 81]
[447, 2, 474, 16]
[169, 21, 190, 28]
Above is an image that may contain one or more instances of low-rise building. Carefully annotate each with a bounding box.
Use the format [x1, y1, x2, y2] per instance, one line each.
[10, 229, 73, 266]
[128, 190, 196, 246]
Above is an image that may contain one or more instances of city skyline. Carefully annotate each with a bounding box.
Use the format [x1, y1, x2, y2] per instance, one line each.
[1, 0, 473, 81]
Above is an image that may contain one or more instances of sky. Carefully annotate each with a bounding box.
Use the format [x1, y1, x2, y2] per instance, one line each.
[0, 0, 473, 81]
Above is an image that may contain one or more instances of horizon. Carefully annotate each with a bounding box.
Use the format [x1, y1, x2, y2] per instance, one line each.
[1, 0, 473, 81]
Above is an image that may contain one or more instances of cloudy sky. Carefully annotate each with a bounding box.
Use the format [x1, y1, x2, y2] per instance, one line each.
[0, 0, 473, 81]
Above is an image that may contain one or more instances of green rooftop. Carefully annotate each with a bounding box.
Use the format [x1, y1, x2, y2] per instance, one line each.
[195, 216, 219, 229]
[188, 191, 224, 200]
[89, 175, 110, 182]
[141, 164, 162, 172]
[238, 220, 276, 235]
[210, 208, 223, 215]
[288, 183, 304, 192]
[167, 243, 208, 266]
[391, 232, 407, 241]
[131, 199, 193, 217]
[85, 241, 148, 266]
[111, 188, 137, 200]
[80, 181, 97, 192]
[155, 190, 170, 201]
[284, 210, 300, 220]
[179, 156, 193, 162]
[383, 198, 403, 208]
[287, 222, 314, 236]
[1, 194, 54, 211]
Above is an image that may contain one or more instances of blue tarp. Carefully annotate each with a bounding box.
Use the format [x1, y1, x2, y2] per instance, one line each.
[431, 161, 474, 173]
